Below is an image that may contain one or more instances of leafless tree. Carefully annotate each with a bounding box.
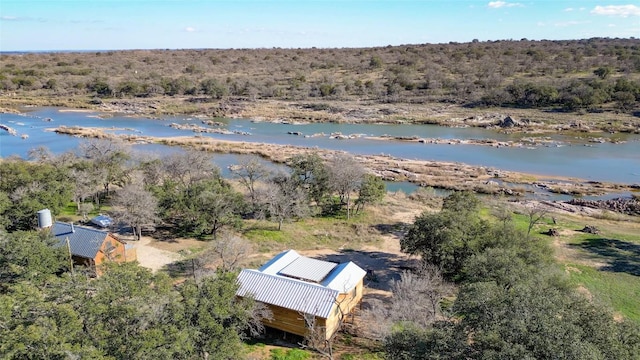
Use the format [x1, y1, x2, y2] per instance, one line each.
[300, 313, 335, 360]
[526, 201, 550, 236]
[489, 195, 513, 225]
[327, 154, 366, 219]
[208, 233, 253, 272]
[163, 150, 219, 187]
[110, 183, 158, 240]
[79, 138, 131, 195]
[257, 173, 310, 230]
[78, 202, 94, 221]
[70, 168, 99, 211]
[27, 146, 55, 163]
[389, 265, 450, 327]
[189, 234, 253, 281]
[360, 265, 450, 339]
[230, 155, 270, 207]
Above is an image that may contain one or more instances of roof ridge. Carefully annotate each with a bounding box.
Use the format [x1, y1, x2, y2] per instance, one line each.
[242, 269, 339, 294]
[55, 221, 108, 233]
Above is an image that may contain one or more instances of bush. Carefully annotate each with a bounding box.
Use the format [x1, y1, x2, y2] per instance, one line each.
[269, 348, 310, 360]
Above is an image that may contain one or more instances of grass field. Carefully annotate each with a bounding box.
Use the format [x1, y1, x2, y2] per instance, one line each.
[512, 209, 640, 323]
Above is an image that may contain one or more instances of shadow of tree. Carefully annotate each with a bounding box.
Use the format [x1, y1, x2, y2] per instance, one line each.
[314, 250, 418, 291]
[163, 258, 195, 278]
[372, 222, 409, 237]
[571, 237, 640, 276]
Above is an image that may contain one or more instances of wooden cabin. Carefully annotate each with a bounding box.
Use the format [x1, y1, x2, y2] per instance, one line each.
[52, 222, 135, 276]
[236, 250, 366, 340]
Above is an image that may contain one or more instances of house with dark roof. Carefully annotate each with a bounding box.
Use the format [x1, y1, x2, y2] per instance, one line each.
[236, 250, 366, 340]
[52, 222, 135, 275]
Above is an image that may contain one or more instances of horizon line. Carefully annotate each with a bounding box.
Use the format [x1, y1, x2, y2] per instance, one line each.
[2, 36, 637, 54]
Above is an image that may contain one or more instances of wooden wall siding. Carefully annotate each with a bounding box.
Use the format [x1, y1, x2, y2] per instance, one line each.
[257, 279, 365, 340]
[94, 235, 131, 275]
[263, 303, 316, 338]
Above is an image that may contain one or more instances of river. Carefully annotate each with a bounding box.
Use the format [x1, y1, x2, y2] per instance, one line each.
[1, 107, 639, 185]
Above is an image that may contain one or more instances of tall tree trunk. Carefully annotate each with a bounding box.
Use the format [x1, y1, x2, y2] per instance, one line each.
[346, 194, 351, 220]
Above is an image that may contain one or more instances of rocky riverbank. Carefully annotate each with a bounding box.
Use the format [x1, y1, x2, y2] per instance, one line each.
[4, 96, 639, 136]
[567, 197, 640, 216]
[52, 125, 638, 199]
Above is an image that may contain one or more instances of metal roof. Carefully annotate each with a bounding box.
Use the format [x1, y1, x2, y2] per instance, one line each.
[321, 261, 367, 292]
[237, 269, 339, 318]
[259, 249, 301, 275]
[279, 256, 338, 283]
[52, 222, 109, 259]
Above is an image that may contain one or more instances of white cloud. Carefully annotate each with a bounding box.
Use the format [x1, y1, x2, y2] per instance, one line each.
[564, 7, 574, 12]
[488, 1, 523, 8]
[1, 15, 18, 20]
[184, 26, 196, 32]
[590, 5, 640, 17]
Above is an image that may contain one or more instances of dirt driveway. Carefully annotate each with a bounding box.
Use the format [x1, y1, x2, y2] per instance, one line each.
[134, 236, 183, 272]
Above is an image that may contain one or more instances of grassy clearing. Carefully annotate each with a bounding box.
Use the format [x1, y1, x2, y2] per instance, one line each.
[509, 209, 640, 324]
[58, 201, 112, 223]
[566, 263, 640, 323]
[241, 211, 383, 254]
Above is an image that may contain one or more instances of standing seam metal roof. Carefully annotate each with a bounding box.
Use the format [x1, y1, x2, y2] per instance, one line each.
[279, 256, 338, 283]
[52, 222, 109, 259]
[237, 269, 339, 318]
[259, 249, 301, 275]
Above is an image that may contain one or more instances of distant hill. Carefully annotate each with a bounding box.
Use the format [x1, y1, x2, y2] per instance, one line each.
[1, 37, 639, 115]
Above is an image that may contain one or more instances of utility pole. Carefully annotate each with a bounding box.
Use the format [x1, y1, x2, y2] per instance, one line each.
[66, 237, 74, 274]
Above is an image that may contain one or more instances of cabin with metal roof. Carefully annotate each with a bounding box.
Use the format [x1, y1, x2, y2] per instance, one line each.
[52, 221, 135, 275]
[236, 250, 366, 340]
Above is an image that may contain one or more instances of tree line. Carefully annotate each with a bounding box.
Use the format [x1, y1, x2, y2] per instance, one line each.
[0, 139, 385, 238]
[1, 37, 639, 114]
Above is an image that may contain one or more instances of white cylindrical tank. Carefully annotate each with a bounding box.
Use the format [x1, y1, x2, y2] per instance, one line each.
[37, 209, 53, 228]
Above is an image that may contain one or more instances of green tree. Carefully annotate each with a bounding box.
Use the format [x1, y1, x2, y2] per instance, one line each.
[200, 78, 228, 99]
[355, 174, 386, 214]
[179, 272, 263, 359]
[81, 262, 187, 359]
[289, 153, 331, 208]
[401, 191, 485, 280]
[593, 66, 612, 79]
[0, 231, 67, 288]
[176, 179, 245, 239]
[0, 159, 73, 231]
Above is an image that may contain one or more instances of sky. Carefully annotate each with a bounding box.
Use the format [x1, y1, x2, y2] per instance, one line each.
[0, 0, 638, 51]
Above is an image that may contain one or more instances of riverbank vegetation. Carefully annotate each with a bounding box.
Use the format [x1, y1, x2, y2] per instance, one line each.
[2, 38, 639, 133]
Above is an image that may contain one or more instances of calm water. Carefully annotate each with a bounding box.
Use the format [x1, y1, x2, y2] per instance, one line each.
[1, 107, 639, 185]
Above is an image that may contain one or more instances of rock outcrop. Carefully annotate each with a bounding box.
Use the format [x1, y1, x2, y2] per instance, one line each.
[566, 197, 640, 216]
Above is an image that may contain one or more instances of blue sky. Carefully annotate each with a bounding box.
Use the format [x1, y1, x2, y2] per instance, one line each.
[1, 1, 638, 51]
